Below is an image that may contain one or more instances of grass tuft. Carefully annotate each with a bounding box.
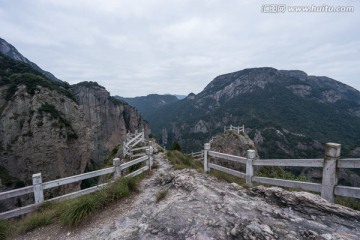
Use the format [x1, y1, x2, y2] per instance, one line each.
[156, 190, 168, 203]
[107, 177, 138, 202]
[60, 177, 140, 227]
[258, 166, 309, 182]
[167, 150, 199, 170]
[336, 196, 360, 211]
[17, 210, 56, 233]
[209, 169, 247, 187]
[60, 194, 101, 227]
[0, 219, 8, 240]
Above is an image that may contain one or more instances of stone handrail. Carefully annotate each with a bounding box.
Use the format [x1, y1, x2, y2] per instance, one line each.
[187, 151, 204, 159]
[223, 125, 244, 134]
[123, 129, 145, 157]
[203, 142, 360, 203]
[0, 146, 154, 220]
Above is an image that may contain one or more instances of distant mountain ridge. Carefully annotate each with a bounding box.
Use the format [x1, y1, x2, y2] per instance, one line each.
[145, 67, 360, 158]
[116, 94, 179, 121]
[0, 37, 61, 82]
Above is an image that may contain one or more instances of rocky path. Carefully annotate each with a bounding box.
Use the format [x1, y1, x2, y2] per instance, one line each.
[14, 152, 360, 239]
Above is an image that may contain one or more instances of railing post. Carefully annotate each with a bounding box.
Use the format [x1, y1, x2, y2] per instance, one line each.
[246, 150, 255, 186]
[113, 158, 122, 179]
[146, 142, 153, 170]
[204, 143, 210, 172]
[32, 173, 44, 205]
[123, 141, 126, 157]
[321, 143, 341, 203]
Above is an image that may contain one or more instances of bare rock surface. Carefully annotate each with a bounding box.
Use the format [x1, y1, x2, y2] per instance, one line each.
[16, 152, 360, 240]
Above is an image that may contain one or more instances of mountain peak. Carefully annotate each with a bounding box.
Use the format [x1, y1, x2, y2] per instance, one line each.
[0, 37, 61, 82]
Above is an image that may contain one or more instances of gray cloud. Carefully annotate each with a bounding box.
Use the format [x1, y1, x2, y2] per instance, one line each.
[0, 0, 359, 97]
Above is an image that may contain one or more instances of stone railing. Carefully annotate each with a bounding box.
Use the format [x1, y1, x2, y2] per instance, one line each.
[123, 129, 145, 158]
[224, 125, 244, 134]
[0, 146, 154, 219]
[203, 142, 360, 203]
[187, 151, 204, 159]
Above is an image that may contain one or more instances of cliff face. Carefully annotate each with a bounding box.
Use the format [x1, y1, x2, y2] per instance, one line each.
[72, 83, 151, 163]
[0, 56, 150, 192]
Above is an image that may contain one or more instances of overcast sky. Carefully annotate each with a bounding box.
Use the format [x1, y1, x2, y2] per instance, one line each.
[1, 0, 359, 97]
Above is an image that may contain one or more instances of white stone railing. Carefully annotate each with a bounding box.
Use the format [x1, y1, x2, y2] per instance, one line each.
[123, 129, 145, 157]
[209, 136, 216, 144]
[0, 146, 154, 220]
[203, 142, 360, 203]
[224, 125, 244, 134]
[187, 151, 204, 159]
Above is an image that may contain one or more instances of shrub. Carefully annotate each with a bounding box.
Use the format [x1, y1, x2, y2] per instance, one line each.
[156, 190, 168, 203]
[169, 141, 181, 151]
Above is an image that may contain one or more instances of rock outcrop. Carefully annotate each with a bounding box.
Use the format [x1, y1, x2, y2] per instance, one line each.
[210, 130, 257, 157]
[0, 54, 150, 207]
[0, 82, 149, 190]
[18, 152, 360, 240]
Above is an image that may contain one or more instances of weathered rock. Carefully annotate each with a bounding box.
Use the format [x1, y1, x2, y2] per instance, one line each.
[0, 81, 150, 210]
[251, 186, 360, 221]
[211, 130, 257, 158]
[16, 153, 360, 240]
[154, 172, 175, 186]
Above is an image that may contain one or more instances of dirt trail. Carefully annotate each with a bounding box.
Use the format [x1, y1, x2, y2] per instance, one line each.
[13, 152, 360, 239]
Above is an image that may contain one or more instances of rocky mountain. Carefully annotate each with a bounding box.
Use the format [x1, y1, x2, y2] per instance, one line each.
[147, 67, 360, 158]
[116, 94, 179, 121]
[0, 52, 150, 202]
[0, 37, 60, 82]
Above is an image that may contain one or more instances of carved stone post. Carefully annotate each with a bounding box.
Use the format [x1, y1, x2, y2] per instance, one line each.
[204, 143, 210, 172]
[113, 158, 122, 179]
[32, 173, 44, 205]
[246, 150, 256, 186]
[146, 143, 154, 170]
[321, 143, 341, 203]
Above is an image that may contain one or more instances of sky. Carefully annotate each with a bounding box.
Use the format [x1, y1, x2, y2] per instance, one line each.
[0, 0, 359, 97]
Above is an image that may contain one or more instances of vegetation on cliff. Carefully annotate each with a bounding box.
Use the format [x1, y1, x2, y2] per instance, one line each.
[144, 68, 360, 158]
[0, 54, 74, 101]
